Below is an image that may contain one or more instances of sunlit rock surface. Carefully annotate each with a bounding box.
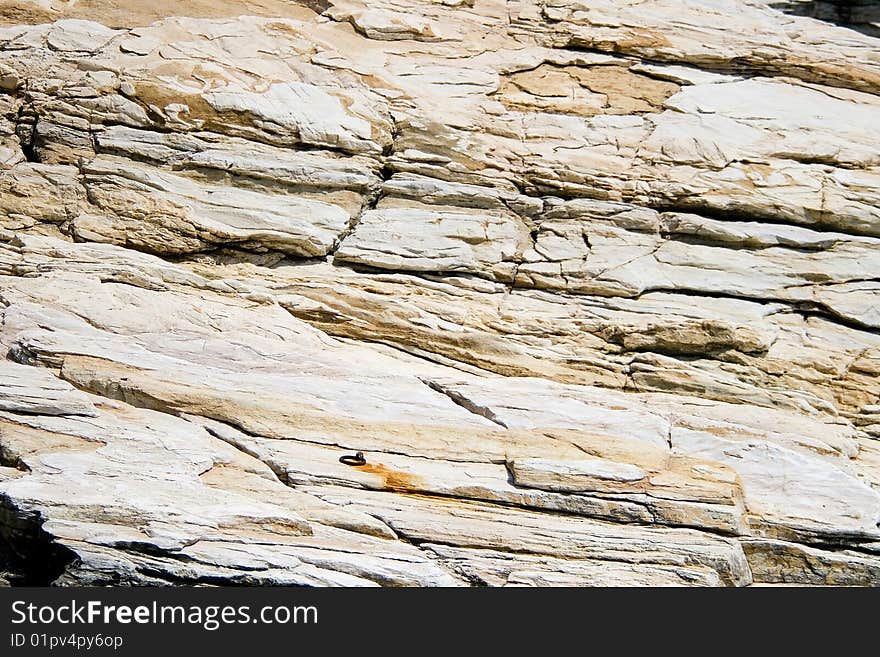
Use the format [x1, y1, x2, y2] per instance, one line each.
[0, 0, 878, 586]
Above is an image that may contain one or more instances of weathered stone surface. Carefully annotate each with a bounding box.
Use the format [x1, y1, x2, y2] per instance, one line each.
[742, 538, 880, 586]
[424, 543, 725, 587]
[310, 485, 752, 586]
[510, 458, 650, 489]
[335, 206, 531, 281]
[0, 360, 96, 417]
[75, 156, 354, 256]
[0, 0, 878, 586]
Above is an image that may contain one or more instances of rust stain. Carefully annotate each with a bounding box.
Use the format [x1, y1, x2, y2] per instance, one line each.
[355, 462, 425, 492]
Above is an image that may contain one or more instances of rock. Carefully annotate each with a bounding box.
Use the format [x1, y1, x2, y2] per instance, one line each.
[342, 9, 443, 41]
[335, 206, 531, 281]
[673, 428, 880, 544]
[742, 538, 880, 586]
[0, 164, 83, 232]
[0, 0, 878, 587]
[311, 485, 752, 586]
[46, 20, 122, 53]
[0, 360, 97, 417]
[74, 156, 354, 256]
[424, 544, 724, 586]
[0, 396, 456, 586]
[510, 458, 649, 489]
[518, 0, 880, 93]
[202, 82, 390, 155]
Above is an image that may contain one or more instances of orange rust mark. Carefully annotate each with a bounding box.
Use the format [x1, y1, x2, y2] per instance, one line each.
[354, 462, 425, 492]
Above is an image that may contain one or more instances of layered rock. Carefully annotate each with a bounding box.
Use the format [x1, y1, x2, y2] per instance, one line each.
[0, 0, 878, 586]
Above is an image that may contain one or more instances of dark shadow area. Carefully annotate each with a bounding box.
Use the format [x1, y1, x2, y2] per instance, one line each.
[0, 493, 77, 585]
[770, 0, 880, 38]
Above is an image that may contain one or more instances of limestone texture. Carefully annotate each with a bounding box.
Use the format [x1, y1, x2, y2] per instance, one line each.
[0, 0, 878, 586]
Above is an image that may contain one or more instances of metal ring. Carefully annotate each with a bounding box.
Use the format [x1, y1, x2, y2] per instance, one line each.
[339, 451, 366, 466]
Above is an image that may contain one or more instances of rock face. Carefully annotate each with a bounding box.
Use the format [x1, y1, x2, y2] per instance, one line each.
[0, 0, 878, 586]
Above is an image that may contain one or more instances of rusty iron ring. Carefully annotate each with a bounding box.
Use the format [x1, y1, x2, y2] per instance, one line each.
[339, 451, 367, 467]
